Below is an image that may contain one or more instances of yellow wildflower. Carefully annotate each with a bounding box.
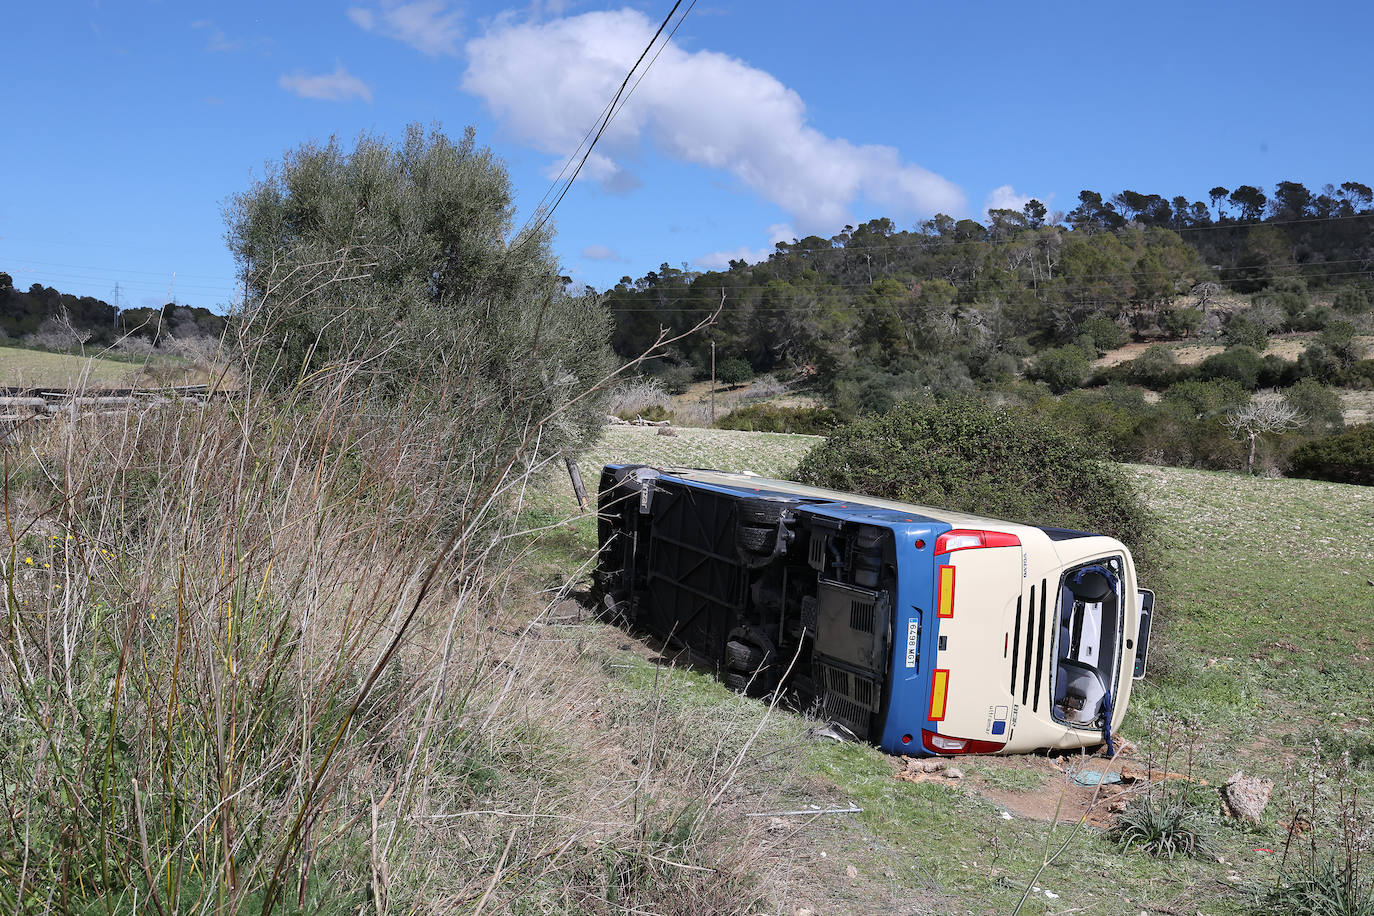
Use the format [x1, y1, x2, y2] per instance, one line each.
[24, 557, 33, 565]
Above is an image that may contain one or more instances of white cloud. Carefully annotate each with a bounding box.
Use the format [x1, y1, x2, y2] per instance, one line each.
[695, 223, 794, 270]
[278, 65, 373, 103]
[348, 1, 462, 57]
[983, 185, 1036, 217]
[461, 10, 964, 231]
[581, 244, 624, 262]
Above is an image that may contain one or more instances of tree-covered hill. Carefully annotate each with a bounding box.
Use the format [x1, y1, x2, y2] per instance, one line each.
[0, 272, 224, 348]
[604, 179, 1374, 410]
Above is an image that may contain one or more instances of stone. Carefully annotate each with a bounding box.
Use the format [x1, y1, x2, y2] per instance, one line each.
[1221, 771, 1273, 823]
[1119, 763, 1147, 784]
[944, 766, 964, 779]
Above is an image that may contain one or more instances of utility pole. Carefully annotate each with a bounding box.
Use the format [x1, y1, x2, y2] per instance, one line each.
[710, 337, 716, 426]
[110, 282, 121, 328]
[710, 286, 724, 426]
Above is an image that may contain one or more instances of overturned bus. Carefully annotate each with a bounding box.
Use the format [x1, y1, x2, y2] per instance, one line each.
[594, 464, 1154, 757]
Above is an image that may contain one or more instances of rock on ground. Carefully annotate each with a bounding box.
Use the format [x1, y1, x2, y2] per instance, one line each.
[1221, 771, 1273, 823]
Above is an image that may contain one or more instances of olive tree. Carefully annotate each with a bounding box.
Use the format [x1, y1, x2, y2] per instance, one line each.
[226, 123, 614, 458]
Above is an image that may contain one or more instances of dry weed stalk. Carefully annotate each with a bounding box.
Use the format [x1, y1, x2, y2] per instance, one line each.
[0, 283, 774, 914]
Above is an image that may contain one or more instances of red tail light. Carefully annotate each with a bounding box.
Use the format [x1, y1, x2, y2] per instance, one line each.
[921, 729, 1007, 755]
[934, 529, 1021, 555]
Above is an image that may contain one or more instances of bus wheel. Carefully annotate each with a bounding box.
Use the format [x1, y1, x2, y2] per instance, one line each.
[736, 524, 776, 555]
[721, 670, 755, 694]
[725, 638, 766, 671]
[739, 500, 790, 526]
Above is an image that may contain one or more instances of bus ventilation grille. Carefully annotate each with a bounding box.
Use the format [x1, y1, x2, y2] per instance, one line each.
[815, 660, 878, 739]
[849, 598, 875, 634]
[808, 534, 826, 570]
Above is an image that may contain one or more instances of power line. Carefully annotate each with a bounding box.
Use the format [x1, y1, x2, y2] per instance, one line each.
[514, 0, 691, 249]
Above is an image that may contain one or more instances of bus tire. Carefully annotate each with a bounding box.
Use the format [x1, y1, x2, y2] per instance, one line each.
[739, 501, 789, 526]
[725, 639, 766, 671]
[736, 524, 776, 555]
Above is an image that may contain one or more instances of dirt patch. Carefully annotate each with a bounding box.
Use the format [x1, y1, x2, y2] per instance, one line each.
[1340, 389, 1374, 425]
[1094, 333, 1342, 370]
[897, 754, 1206, 829]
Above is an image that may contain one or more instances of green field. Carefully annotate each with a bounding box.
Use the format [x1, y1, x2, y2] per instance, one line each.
[0, 345, 212, 388]
[0, 345, 147, 387]
[526, 425, 1374, 915]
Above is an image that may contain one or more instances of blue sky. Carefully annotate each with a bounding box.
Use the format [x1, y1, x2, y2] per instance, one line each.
[2, 1, 1371, 310]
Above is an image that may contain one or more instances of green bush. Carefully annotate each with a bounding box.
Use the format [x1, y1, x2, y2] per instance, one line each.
[1334, 284, 1373, 315]
[715, 357, 755, 387]
[1224, 315, 1270, 350]
[1160, 306, 1203, 339]
[654, 362, 697, 395]
[794, 398, 1158, 565]
[1284, 379, 1346, 436]
[717, 403, 840, 435]
[1293, 306, 1335, 332]
[1027, 345, 1091, 393]
[1322, 320, 1366, 368]
[1198, 345, 1262, 389]
[1081, 316, 1128, 353]
[1162, 378, 1251, 417]
[1258, 278, 1310, 319]
[1298, 343, 1344, 383]
[1288, 424, 1374, 485]
[1126, 344, 1180, 389]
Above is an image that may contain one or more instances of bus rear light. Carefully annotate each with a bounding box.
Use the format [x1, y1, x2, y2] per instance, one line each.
[934, 529, 1021, 555]
[928, 669, 949, 721]
[921, 730, 1008, 755]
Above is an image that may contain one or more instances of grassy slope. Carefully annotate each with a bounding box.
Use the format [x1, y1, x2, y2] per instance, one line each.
[0, 345, 145, 387]
[529, 426, 1373, 915]
[0, 345, 212, 388]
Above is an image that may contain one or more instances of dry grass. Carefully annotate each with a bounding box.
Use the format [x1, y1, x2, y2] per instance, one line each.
[0, 331, 807, 913]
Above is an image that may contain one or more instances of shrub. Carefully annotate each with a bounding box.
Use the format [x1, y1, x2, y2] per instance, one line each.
[717, 403, 840, 435]
[1288, 424, 1374, 485]
[1259, 354, 1297, 388]
[1284, 379, 1346, 436]
[653, 361, 698, 395]
[610, 377, 674, 418]
[1334, 284, 1373, 315]
[226, 124, 614, 457]
[794, 398, 1158, 564]
[1258, 278, 1311, 319]
[1293, 306, 1335, 332]
[1298, 343, 1345, 383]
[1109, 795, 1215, 860]
[1126, 344, 1180, 389]
[1199, 345, 1262, 389]
[1163, 378, 1251, 417]
[1027, 344, 1091, 393]
[1160, 306, 1203, 339]
[1225, 315, 1270, 350]
[1322, 320, 1367, 368]
[1039, 386, 1148, 460]
[716, 357, 755, 387]
[1081, 316, 1128, 353]
[973, 350, 1019, 382]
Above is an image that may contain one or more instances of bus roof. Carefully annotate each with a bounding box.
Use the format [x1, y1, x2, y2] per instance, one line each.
[611, 464, 1056, 538]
